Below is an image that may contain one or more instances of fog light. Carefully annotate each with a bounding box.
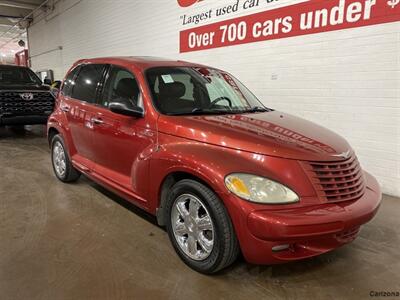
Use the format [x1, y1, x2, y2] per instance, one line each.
[272, 244, 290, 252]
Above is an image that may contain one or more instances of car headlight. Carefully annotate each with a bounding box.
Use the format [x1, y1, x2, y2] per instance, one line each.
[225, 173, 299, 204]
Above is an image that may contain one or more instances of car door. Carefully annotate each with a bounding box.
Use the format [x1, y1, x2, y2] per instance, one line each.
[90, 65, 156, 199]
[61, 63, 107, 170]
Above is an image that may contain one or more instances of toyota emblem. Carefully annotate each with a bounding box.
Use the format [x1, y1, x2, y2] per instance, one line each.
[20, 93, 34, 101]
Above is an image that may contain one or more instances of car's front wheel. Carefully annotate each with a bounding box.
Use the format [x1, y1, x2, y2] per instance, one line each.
[165, 179, 239, 274]
[51, 134, 80, 182]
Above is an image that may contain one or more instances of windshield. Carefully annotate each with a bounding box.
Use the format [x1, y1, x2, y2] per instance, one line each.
[146, 67, 270, 115]
[0, 66, 42, 85]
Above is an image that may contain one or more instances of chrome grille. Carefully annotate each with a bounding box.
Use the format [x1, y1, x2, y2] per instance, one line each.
[0, 91, 54, 114]
[302, 154, 366, 202]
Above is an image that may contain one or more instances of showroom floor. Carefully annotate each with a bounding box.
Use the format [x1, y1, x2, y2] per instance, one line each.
[0, 125, 399, 300]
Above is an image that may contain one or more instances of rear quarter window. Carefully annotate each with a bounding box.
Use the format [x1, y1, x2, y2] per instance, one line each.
[61, 66, 80, 97]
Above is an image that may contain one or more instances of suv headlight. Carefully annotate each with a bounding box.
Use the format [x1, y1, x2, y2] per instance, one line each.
[225, 173, 299, 204]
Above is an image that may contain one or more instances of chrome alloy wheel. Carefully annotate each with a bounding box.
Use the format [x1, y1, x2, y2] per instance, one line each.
[53, 141, 66, 178]
[171, 194, 215, 261]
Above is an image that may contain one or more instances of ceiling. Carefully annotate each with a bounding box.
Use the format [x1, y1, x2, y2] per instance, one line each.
[0, 0, 45, 64]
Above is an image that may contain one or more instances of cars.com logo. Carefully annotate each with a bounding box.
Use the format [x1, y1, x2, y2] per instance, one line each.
[178, 0, 203, 7]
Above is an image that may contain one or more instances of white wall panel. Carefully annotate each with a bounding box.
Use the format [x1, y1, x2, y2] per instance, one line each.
[28, 0, 400, 196]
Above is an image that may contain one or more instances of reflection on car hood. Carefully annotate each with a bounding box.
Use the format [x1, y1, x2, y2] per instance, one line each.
[158, 111, 352, 161]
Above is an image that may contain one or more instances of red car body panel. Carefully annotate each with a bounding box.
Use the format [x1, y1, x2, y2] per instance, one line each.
[48, 57, 382, 265]
[157, 112, 351, 161]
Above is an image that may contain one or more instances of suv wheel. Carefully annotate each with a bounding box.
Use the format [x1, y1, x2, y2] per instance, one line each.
[51, 134, 80, 182]
[165, 179, 239, 274]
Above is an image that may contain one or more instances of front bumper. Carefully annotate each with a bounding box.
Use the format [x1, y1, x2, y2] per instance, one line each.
[0, 114, 50, 125]
[223, 171, 381, 265]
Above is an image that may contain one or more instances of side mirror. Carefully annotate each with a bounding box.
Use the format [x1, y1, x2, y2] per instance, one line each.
[43, 78, 52, 85]
[109, 102, 144, 118]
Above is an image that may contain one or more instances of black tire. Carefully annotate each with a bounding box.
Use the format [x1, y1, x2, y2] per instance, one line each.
[51, 134, 80, 182]
[165, 179, 239, 274]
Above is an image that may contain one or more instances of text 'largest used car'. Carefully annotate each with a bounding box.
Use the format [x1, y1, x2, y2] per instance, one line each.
[47, 57, 381, 274]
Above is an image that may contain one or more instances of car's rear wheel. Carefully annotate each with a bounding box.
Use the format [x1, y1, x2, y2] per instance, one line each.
[165, 179, 239, 274]
[51, 134, 80, 182]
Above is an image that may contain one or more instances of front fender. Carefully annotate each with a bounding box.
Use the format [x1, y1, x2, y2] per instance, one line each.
[147, 141, 226, 214]
[146, 134, 316, 216]
[47, 111, 76, 156]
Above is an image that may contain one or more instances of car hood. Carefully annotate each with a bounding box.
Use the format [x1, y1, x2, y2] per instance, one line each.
[158, 111, 352, 161]
[0, 84, 50, 91]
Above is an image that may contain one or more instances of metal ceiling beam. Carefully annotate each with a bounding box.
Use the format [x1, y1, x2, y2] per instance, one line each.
[0, 1, 39, 10]
[0, 14, 31, 19]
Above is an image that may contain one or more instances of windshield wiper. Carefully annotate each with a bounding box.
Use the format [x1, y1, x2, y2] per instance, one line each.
[167, 108, 234, 116]
[167, 107, 272, 116]
[240, 106, 272, 113]
[191, 108, 230, 114]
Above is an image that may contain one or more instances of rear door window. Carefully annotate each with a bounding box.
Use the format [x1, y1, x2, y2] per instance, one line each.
[71, 64, 106, 103]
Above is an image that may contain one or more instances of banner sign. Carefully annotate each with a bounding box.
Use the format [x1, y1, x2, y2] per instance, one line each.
[180, 0, 400, 53]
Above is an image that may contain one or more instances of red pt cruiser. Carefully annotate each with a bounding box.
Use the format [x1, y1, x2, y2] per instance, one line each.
[48, 57, 381, 274]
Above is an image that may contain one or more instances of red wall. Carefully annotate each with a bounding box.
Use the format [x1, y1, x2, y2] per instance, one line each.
[14, 50, 29, 67]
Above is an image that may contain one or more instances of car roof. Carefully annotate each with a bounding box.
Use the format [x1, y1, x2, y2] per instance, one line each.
[73, 56, 213, 71]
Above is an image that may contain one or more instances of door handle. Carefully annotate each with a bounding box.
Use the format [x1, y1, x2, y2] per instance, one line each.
[91, 117, 104, 125]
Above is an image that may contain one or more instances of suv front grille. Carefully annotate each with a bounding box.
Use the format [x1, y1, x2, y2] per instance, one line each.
[302, 154, 366, 202]
[0, 91, 54, 114]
